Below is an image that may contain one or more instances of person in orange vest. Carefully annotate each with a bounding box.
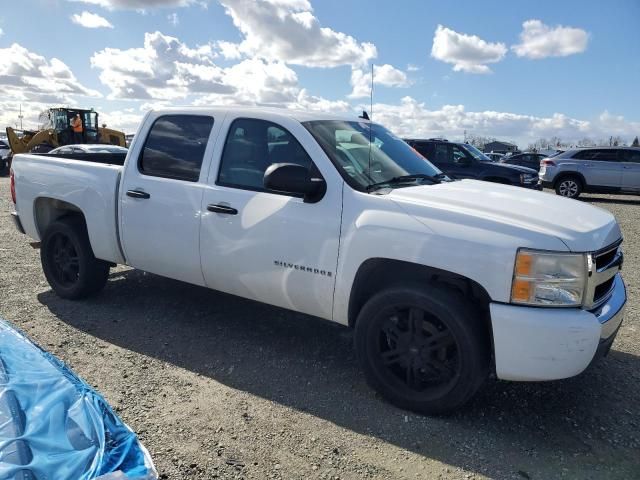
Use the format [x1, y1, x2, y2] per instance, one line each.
[70, 114, 83, 143]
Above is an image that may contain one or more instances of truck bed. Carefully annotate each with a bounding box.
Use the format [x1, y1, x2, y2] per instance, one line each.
[11, 153, 125, 264]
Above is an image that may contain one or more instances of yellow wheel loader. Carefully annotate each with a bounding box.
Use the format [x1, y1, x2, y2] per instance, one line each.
[5, 107, 126, 164]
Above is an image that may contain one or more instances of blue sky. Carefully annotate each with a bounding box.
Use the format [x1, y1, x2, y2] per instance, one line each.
[0, 0, 638, 146]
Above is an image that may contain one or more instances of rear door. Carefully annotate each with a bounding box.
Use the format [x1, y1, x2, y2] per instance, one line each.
[120, 113, 221, 285]
[621, 149, 640, 191]
[574, 149, 623, 188]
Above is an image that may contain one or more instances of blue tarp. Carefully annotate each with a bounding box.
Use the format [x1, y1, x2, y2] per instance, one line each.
[0, 318, 157, 480]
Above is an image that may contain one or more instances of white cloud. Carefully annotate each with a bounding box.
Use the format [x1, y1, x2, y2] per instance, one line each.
[349, 64, 410, 98]
[67, 0, 203, 9]
[512, 20, 589, 59]
[431, 25, 507, 74]
[91, 31, 225, 100]
[100, 108, 144, 133]
[293, 88, 349, 112]
[91, 31, 345, 111]
[0, 43, 101, 104]
[71, 11, 114, 28]
[167, 12, 179, 25]
[407, 63, 420, 72]
[217, 0, 376, 67]
[0, 28, 3, 37]
[364, 97, 639, 147]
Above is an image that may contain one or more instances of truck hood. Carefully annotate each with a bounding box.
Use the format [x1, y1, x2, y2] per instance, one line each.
[388, 180, 621, 252]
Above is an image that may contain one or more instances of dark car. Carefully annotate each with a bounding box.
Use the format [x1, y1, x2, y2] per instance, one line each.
[500, 152, 548, 171]
[404, 138, 541, 189]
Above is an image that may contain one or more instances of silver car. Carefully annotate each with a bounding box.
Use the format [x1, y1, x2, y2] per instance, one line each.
[540, 147, 640, 198]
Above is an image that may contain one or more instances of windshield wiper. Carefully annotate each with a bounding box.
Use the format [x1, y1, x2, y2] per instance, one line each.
[366, 173, 443, 192]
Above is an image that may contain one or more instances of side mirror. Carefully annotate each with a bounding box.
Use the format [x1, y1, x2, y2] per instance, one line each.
[263, 163, 326, 203]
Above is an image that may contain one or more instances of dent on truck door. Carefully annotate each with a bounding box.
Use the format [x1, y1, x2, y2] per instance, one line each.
[119, 114, 219, 285]
[199, 117, 341, 320]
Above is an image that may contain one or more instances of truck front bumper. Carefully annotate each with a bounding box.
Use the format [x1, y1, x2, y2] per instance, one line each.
[490, 274, 626, 381]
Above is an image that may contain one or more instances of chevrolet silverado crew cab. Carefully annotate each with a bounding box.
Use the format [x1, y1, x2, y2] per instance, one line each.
[10, 107, 626, 414]
[404, 138, 541, 189]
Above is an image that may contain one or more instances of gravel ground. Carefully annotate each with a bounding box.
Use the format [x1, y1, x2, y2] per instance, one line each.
[1, 175, 639, 480]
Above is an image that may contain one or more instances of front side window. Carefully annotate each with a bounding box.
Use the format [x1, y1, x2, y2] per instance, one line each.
[304, 120, 442, 191]
[139, 115, 214, 182]
[217, 118, 314, 192]
[622, 150, 640, 163]
[452, 145, 470, 164]
[463, 144, 492, 162]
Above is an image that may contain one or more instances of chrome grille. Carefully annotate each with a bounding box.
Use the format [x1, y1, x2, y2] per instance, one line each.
[585, 240, 623, 310]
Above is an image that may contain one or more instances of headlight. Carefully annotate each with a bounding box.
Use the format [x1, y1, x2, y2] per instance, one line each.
[511, 249, 587, 306]
[520, 173, 537, 184]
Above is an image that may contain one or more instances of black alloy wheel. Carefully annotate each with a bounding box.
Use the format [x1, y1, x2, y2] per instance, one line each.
[47, 232, 80, 288]
[355, 285, 489, 414]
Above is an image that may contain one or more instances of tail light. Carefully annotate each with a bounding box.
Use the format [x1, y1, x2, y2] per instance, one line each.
[541, 159, 556, 167]
[10, 168, 16, 204]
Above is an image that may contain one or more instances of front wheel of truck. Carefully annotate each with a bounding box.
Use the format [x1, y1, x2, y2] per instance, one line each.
[41, 218, 110, 299]
[354, 285, 489, 415]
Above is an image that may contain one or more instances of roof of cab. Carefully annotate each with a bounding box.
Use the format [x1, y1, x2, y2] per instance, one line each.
[147, 105, 365, 124]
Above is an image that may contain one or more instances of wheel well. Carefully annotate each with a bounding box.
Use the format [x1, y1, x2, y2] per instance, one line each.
[554, 172, 585, 188]
[348, 258, 492, 330]
[34, 197, 86, 239]
[483, 177, 511, 185]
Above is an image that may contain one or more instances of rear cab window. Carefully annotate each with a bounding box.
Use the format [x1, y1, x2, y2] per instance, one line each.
[138, 115, 215, 182]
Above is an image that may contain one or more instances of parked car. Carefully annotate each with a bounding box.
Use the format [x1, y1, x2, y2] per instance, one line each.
[404, 138, 541, 189]
[500, 152, 548, 171]
[48, 144, 128, 154]
[485, 152, 504, 162]
[540, 147, 640, 198]
[10, 107, 625, 414]
[0, 139, 10, 175]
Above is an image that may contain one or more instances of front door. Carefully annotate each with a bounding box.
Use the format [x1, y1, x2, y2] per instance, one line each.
[199, 115, 342, 320]
[447, 144, 476, 179]
[621, 149, 640, 191]
[120, 113, 219, 286]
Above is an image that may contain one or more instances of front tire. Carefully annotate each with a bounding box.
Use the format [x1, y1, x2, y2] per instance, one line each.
[41, 218, 110, 299]
[354, 285, 489, 414]
[555, 176, 582, 199]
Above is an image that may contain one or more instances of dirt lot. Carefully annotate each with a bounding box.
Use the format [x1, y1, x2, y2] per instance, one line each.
[0, 175, 638, 480]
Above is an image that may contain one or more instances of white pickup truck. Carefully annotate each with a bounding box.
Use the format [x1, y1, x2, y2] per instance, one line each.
[9, 107, 626, 414]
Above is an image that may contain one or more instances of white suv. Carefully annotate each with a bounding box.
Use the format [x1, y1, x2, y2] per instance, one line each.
[540, 147, 640, 198]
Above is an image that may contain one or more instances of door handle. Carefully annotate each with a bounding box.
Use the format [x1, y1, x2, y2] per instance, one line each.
[207, 204, 238, 215]
[126, 189, 150, 199]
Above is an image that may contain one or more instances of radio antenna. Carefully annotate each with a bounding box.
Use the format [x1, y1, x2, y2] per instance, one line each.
[367, 63, 374, 181]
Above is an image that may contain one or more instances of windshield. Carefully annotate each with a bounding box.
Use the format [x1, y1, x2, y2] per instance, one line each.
[463, 144, 493, 162]
[303, 120, 442, 191]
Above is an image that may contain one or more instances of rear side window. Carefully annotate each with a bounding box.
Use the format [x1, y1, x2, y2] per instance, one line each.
[139, 115, 214, 182]
[412, 142, 433, 160]
[430, 143, 450, 164]
[573, 149, 618, 161]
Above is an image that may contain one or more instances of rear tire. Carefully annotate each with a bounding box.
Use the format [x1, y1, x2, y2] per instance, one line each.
[354, 284, 489, 415]
[555, 175, 582, 199]
[41, 218, 110, 299]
